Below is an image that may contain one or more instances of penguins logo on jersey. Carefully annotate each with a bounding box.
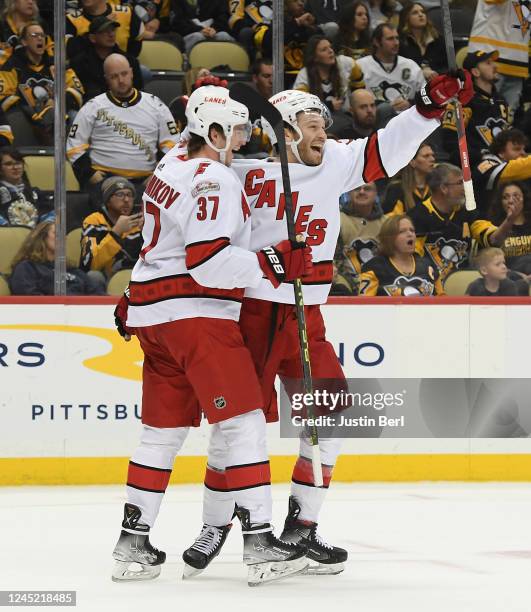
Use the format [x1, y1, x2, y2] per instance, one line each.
[383, 275, 435, 297]
[476, 117, 509, 146]
[425, 237, 469, 279]
[345, 238, 379, 274]
[379, 81, 406, 102]
[19, 76, 54, 110]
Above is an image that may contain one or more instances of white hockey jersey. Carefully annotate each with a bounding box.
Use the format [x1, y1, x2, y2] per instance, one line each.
[356, 54, 425, 103]
[66, 90, 179, 179]
[232, 106, 439, 304]
[127, 154, 263, 327]
[468, 0, 530, 79]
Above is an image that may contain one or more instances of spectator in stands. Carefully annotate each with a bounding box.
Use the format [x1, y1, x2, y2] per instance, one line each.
[69, 16, 144, 102]
[336, 2, 371, 61]
[337, 181, 384, 293]
[488, 181, 531, 275]
[466, 247, 527, 296]
[383, 141, 434, 214]
[397, 1, 446, 80]
[66, 0, 145, 59]
[303, 0, 342, 41]
[130, 0, 174, 41]
[409, 163, 520, 281]
[362, 0, 399, 28]
[183, 66, 211, 95]
[0, 146, 53, 227]
[0, 0, 52, 66]
[357, 24, 425, 125]
[442, 50, 510, 168]
[80, 176, 143, 278]
[66, 53, 179, 206]
[0, 22, 84, 145]
[228, 0, 272, 57]
[340, 87, 377, 139]
[359, 214, 444, 296]
[261, 0, 318, 83]
[474, 128, 531, 216]
[170, 0, 234, 54]
[251, 57, 273, 100]
[0, 107, 14, 146]
[468, 0, 529, 116]
[9, 221, 106, 295]
[293, 34, 365, 134]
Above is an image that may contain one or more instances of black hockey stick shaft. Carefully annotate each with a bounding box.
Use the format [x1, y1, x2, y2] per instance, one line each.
[440, 0, 476, 211]
[230, 83, 323, 486]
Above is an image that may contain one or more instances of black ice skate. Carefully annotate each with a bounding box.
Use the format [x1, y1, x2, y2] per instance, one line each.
[280, 496, 347, 575]
[182, 523, 232, 579]
[111, 503, 166, 582]
[238, 507, 309, 586]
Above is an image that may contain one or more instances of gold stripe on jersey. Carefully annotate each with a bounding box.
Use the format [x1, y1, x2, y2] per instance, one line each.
[91, 163, 152, 178]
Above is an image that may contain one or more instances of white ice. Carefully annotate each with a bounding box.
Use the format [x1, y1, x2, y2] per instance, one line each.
[2, 483, 530, 612]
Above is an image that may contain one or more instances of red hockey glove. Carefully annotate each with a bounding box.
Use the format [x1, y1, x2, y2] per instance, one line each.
[257, 240, 313, 288]
[415, 70, 474, 119]
[114, 289, 134, 341]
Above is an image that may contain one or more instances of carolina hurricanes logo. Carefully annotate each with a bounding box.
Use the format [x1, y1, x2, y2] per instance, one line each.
[512, 1, 530, 38]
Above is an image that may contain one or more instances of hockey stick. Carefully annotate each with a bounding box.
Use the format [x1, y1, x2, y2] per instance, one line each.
[230, 83, 323, 488]
[440, 0, 476, 211]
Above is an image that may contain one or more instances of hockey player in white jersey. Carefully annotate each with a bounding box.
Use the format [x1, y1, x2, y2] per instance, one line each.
[112, 85, 313, 586]
[183, 72, 474, 575]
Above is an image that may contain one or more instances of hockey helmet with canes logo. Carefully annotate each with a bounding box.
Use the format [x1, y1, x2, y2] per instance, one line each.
[186, 85, 251, 164]
[261, 90, 332, 165]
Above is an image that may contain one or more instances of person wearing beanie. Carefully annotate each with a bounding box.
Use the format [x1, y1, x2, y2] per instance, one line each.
[79, 175, 144, 279]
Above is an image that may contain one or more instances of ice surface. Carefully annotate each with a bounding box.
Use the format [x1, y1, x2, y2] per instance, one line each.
[1, 483, 530, 612]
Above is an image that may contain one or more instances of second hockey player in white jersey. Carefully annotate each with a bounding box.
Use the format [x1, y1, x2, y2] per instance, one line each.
[112, 85, 313, 586]
[184, 71, 474, 575]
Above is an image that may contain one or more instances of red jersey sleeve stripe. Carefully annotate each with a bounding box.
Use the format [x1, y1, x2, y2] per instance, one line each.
[362, 132, 388, 183]
[185, 237, 230, 270]
[127, 461, 172, 493]
[224, 460, 271, 491]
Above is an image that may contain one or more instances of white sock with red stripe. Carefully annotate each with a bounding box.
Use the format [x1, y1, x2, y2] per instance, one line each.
[126, 425, 189, 527]
[290, 437, 342, 523]
[217, 409, 272, 526]
[203, 423, 236, 526]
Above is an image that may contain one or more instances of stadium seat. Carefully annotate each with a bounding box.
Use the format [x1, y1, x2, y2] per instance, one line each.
[107, 269, 132, 296]
[145, 75, 183, 106]
[0, 226, 31, 275]
[66, 227, 82, 268]
[24, 155, 79, 191]
[443, 270, 481, 296]
[139, 40, 184, 70]
[189, 42, 250, 72]
[66, 192, 92, 233]
[7, 108, 41, 147]
[0, 275, 11, 295]
[455, 45, 468, 69]
[427, 7, 475, 43]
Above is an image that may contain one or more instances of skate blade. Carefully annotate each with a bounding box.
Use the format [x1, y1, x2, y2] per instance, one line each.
[247, 556, 309, 587]
[182, 563, 204, 579]
[303, 561, 345, 575]
[111, 561, 161, 582]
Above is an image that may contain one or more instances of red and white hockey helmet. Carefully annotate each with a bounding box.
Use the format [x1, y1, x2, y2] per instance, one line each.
[186, 85, 251, 156]
[261, 90, 332, 163]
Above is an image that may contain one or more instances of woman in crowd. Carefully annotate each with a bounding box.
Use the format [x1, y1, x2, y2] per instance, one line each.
[488, 181, 531, 274]
[0, 146, 53, 227]
[336, 2, 371, 61]
[359, 214, 444, 296]
[383, 141, 435, 215]
[0, 0, 52, 66]
[9, 221, 106, 295]
[398, 1, 446, 80]
[293, 34, 364, 133]
[362, 0, 399, 28]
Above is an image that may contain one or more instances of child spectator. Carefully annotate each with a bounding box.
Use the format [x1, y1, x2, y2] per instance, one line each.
[466, 247, 527, 296]
[9, 221, 106, 295]
[336, 2, 371, 61]
[0, 146, 53, 227]
[293, 34, 364, 134]
[398, 1, 446, 80]
[80, 176, 143, 277]
[488, 181, 531, 275]
[383, 141, 434, 214]
[359, 213, 443, 296]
